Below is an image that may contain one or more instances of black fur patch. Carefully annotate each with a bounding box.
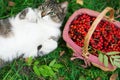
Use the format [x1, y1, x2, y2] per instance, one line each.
[37, 45, 42, 51]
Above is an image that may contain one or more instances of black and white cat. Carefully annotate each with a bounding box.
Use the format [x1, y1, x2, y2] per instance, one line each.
[0, 0, 68, 66]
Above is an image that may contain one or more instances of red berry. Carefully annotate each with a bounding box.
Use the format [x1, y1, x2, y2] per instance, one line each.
[68, 14, 120, 55]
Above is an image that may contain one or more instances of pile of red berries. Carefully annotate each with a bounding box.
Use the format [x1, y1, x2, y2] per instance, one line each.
[69, 14, 120, 54]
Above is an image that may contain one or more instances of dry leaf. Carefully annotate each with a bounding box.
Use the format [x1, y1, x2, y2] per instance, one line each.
[60, 51, 65, 56]
[25, 58, 29, 62]
[107, 0, 110, 2]
[76, 0, 83, 5]
[115, 9, 120, 18]
[9, 1, 15, 7]
[59, 77, 64, 80]
[96, 77, 101, 80]
[116, 9, 120, 15]
[110, 73, 118, 80]
[115, 15, 120, 18]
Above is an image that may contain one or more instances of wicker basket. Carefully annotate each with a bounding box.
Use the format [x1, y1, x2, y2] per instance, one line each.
[63, 7, 120, 71]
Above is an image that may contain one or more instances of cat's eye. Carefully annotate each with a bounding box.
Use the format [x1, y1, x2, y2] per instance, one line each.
[48, 12, 55, 15]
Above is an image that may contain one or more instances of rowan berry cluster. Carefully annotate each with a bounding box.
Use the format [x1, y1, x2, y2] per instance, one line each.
[69, 14, 120, 54]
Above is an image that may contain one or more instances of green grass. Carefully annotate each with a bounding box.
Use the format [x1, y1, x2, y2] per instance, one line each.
[0, 0, 120, 80]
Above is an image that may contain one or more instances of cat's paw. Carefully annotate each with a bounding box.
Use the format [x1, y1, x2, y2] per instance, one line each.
[19, 8, 38, 23]
[26, 8, 38, 23]
[37, 39, 57, 56]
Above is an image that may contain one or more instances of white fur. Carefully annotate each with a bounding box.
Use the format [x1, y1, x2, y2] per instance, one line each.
[0, 8, 62, 61]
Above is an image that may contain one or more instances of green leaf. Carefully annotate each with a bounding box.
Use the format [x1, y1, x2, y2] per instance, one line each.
[52, 64, 63, 69]
[114, 59, 120, 62]
[33, 66, 40, 76]
[34, 61, 39, 66]
[98, 53, 104, 63]
[110, 57, 114, 66]
[103, 55, 108, 67]
[52, 68, 59, 72]
[111, 56, 120, 59]
[52, 64, 63, 72]
[79, 75, 86, 80]
[39, 67, 47, 77]
[97, 50, 102, 54]
[49, 59, 56, 67]
[39, 65, 55, 77]
[114, 61, 120, 68]
[107, 52, 120, 55]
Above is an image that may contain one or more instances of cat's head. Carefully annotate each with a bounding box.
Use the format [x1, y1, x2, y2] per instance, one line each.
[38, 0, 68, 23]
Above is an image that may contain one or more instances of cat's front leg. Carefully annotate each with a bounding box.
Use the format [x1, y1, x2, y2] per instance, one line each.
[19, 8, 38, 23]
[37, 39, 58, 56]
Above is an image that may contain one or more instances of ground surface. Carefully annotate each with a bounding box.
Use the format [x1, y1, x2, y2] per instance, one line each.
[0, 0, 120, 80]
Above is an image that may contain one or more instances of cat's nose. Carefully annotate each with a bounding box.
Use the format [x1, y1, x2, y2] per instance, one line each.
[41, 11, 46, 17]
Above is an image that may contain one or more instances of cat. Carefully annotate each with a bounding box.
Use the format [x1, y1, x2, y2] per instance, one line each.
[0, 0, 68, 67]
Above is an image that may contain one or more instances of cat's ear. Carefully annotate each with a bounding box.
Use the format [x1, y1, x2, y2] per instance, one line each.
[19, 8, 29, 19]
[60, 1, 68, 13]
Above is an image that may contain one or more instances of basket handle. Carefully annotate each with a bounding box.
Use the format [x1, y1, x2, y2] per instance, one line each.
[82, 7, 115, 57]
